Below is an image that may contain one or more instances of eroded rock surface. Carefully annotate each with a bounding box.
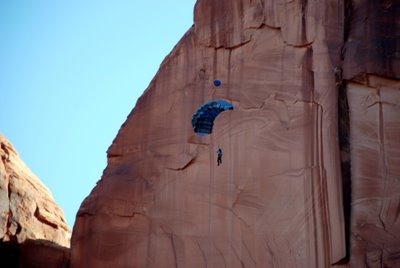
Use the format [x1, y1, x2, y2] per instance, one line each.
[347, 77, 400, 267]
[0, 134, 70, 246]
[71, 0, 400, 267]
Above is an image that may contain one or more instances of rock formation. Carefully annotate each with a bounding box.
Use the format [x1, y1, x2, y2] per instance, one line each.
[0, 134, 70, 266]
[71, 0, 400, 267]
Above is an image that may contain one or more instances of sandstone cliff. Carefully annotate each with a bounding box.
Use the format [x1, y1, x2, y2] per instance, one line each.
[0, 134, 70, 266]
[71, 0, 400, 267]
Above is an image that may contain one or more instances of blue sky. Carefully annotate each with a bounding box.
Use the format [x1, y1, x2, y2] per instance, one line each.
[0, 0, 196, 228]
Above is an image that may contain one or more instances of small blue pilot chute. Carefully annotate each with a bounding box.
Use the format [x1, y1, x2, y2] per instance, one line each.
[213, 79, 221, 87]
[191, 99, 234, 135]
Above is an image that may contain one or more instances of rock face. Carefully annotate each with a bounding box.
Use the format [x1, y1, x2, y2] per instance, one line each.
[346, 77, 400, 268]
[71, 0, 400, 267]
[0, 134, 70, 266]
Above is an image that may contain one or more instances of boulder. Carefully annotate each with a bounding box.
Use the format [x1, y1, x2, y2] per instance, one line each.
[0, 134, 70, 266]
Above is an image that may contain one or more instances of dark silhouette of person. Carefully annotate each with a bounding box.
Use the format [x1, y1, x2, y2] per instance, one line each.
[217, 146, 223, 166]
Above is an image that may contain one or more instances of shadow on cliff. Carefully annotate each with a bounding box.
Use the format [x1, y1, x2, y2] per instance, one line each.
[0, 238, 70, 268]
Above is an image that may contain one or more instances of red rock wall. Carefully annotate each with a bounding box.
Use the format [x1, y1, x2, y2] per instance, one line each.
[0, 134, 70, 246]
[19, 239, 70, 268]
[347, 77, 400, 268]
[0, 134, 71, 267]
[342, 1, 400, 267]
[71, 1, 400, 267]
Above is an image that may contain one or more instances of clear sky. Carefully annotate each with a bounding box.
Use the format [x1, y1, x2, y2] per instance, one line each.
[0, 0, 196, 228]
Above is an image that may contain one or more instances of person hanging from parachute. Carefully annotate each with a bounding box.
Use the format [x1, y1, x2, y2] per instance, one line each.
[191, 79, 232, 167]
[191, 98, 233, 167]
[217, 146, 223, 166]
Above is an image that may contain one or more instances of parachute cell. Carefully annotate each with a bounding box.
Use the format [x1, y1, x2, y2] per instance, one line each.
[191, 99, 234, 135]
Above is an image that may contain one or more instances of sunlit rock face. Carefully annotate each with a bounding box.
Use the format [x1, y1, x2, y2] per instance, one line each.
[71, 0, 400, 267]
[0, 134, 70, 266]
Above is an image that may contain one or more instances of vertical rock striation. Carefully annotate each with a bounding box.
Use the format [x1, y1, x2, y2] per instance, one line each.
[347, 77, 400, 268]
[342, 1, 400, 267]
[71, 1, 400, 267]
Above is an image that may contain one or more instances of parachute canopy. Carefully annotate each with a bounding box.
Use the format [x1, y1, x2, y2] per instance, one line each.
[191, 99, 234, 135]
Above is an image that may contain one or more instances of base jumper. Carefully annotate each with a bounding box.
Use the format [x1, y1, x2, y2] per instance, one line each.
[217, 146, 223, 166]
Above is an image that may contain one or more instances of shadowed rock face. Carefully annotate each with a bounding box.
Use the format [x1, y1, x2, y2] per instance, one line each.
[0, 134, 71, 266]
[0, 239, 70, 268]
[71, 0, 400, 267]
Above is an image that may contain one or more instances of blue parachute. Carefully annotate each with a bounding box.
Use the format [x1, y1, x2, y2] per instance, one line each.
[192, 100, 234, 135]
